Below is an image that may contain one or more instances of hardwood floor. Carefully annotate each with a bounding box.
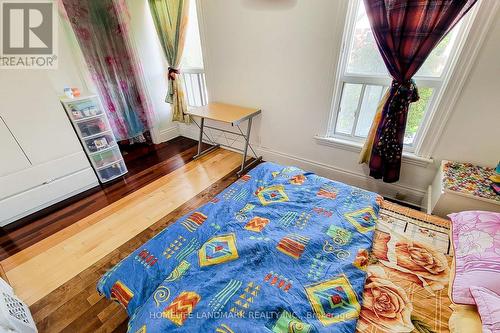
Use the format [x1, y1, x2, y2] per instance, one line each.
[29, 165, 241, 333]
[1, 148, 241, 306]
[0, 136, 208, 260]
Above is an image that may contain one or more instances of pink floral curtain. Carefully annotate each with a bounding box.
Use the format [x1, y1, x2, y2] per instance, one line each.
[61, 0, 153, 141]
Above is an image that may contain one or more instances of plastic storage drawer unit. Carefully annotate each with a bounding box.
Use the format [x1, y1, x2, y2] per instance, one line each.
[61, 95, 128, 183]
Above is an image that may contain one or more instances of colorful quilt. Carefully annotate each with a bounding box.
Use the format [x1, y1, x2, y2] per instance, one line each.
[442, 161, 499, 202]
[97, 162, 382, 332]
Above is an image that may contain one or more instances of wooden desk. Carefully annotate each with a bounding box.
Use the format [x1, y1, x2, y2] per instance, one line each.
[185, 102, 262, 176]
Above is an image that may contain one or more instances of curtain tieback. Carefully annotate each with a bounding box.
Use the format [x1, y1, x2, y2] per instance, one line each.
[391, 79, 419, 103]
[168, 67, 180, 80]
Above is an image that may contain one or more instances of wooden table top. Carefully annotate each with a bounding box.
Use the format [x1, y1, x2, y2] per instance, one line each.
[185, 102, 261, 125]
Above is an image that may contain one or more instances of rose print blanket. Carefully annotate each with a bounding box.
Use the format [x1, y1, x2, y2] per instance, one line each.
[357, 202, 454, 333]
[97, 162, 382, 332]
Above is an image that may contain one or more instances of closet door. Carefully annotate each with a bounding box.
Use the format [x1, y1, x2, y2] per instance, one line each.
[0, 116, 31, 177]
[0, 70, 98, 225]
[0, 71, 83, 164]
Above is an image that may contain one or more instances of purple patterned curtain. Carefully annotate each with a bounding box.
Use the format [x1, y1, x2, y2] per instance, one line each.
[361, 0, 477, 182]
[61, 0, 153, 141]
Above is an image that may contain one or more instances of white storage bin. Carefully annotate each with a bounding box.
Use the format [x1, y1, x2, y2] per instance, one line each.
[84, 132, 116, 154]
[96, 159, 127, 182]
[0, 278, 37, 333]
[90, 146, 122, 168]
[65, 98, 103, 122]
[75, 115, 109, 138]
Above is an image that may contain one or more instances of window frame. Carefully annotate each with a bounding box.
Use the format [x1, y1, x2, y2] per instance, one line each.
[327, 0, 476, 154]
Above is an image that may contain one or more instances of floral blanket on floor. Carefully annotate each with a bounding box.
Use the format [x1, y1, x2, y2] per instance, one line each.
[97, 162, 383, 332]
[357, 202, 453, 333]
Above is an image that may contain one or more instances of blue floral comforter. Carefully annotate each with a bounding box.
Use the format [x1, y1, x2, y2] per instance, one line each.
[97, 162, 382, 332]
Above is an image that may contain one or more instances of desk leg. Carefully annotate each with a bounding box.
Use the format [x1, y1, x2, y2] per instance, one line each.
[239, 117, 252, 175]
[197, 117, 204, 156]
[236, 118, 262, 177]
[193, 117, 219, 160]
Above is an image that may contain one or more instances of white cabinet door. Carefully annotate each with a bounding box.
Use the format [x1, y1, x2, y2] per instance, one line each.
[0, 71, 83, 165]
[0, 116, 31, 177]
[0, 70, 98, 225]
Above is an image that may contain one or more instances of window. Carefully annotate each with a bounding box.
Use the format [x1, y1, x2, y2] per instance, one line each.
[328, 0, 471, 151]
[181, 0, 208, 107]
[181, 0, 204, 69]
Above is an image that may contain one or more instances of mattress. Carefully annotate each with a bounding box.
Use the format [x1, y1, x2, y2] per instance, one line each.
[97, 162, 382, 332]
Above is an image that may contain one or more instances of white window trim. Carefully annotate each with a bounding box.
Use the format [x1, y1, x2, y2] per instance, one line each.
[195, 0, 212, 102]
[320, 0, 498, 161]
[314, 135, 433, 167]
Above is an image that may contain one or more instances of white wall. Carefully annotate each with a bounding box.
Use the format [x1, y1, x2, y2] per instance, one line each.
[433, 7, 500, 166]
[184, 0, 500, 207]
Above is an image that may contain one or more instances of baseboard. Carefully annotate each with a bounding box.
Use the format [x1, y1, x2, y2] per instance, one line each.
[180, 125, 426, 207]
[179, 126, 198, 141]
[158, 126, 180, 143]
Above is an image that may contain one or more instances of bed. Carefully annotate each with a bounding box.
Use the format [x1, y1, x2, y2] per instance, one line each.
[97, 162, 455, 332]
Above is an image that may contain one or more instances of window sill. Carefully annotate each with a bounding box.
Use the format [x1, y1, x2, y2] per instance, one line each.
[314, 136, 433, 168]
